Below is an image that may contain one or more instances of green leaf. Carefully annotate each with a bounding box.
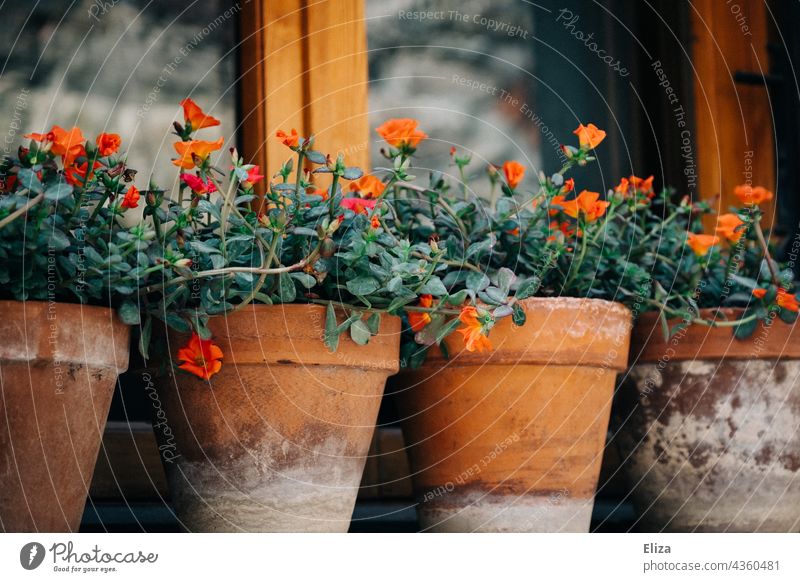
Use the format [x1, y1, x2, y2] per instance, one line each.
[466, 272, 490, 292]
[138, 316, 152, 360]
[445, 289, 469, 306]
[290, 272, 316, 289]
[305, 150, 326, 164]
[734, 314, 758, 339]
[418, 277, 448, 296]
[512, 303, 526, 326]
[44, 181, 73, 202]
[118, 300, 141, 325]
[347, 276, 380, 296]
[366, 312, 381, 334]
[515, 277, 540, 300]
[479, 286, 507, 305]
[324, 303, 339, 351]
[496, 267, 516, 295]
[278, 273, 297, 302]
[342, 167, 364, 180]
[779, 308, 797, 324]
[350, 319, 371, 345]
[164, 313, 191, 333]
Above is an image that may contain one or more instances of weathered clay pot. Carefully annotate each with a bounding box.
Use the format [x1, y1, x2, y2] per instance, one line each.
[393, 297, 632, 532]
[159, 305, 400, 532]
[0, 301, 130, 532]
[613, 309, 800, 532]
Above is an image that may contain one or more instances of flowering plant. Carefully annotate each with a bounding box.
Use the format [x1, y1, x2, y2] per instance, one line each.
[641, 183, 798, 338]
[374, 121, 664, 367]
[0, 125, 156, 314]
[135, 102, 453, 379]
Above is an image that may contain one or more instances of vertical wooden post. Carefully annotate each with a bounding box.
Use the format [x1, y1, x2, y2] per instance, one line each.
[689, 0, 775, 223]
[239, 0, 370, 185]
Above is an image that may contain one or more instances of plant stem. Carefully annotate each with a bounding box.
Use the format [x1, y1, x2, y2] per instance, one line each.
[0, 191, 43, 230]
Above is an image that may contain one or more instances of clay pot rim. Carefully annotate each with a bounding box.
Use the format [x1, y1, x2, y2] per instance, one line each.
[631, 307, 800, 362]
[0, 299, 121, 317]
[411, 295, 632, 370]
[166, 301, 401, 372]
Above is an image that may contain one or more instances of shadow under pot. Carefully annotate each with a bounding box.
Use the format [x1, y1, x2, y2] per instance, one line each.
[612, 309, 800, 532]
[0, 301, 130, 532]
[392, 297, 632, 532]
[154, 304, 400, 532]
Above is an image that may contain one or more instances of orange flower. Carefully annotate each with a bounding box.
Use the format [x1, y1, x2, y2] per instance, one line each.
[562, 178, 574, 193]
[276, 128, 299, 148]
[502, 160, 525, 189]
[172, 137, 224, 169]
[573, 123, 606, 149]
[180, 98, 221, 131]
[615, 177, 630, 195]
[507, 226, 520, 236]
[96, 133, 121, 157]
[554, 190, 609, 222]
[376, 118, 427, 148]
[177, 332, 224, 380]
[370, 214, 381, 229]
[752, 288, 767, 299]
[629, 175, 654, 193]
[776, 288, 799, 312]
[457, 306, 492, 352]
[25, 126, 86, 166]
[734, 184, 773, 206]
[715, 213, 746, 243]
[349, 175, 386, 199]
[120, 185, 140, 209]
[63, 154, 101, 187]
[408, 295, 433, 332]
[686, 232, 720, 256]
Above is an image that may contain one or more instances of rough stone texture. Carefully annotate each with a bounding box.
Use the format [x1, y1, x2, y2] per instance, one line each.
[614, 312, 800, 532]
[158, 305, 400, 532]
[0, 1, 236, 186]
[394, 298, 632, 532]
[0, 301, 130, 532]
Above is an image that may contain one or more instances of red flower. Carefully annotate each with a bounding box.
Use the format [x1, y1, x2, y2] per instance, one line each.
[121, 185, 140, 209]
[180, 98, 221, 131]
[563, 178, 574, 193]
[177, 332, 224, 380]
[96, 133, 121, 157]
[180, 173, 217, 195]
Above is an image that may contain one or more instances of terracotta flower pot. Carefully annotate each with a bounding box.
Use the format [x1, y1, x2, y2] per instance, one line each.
[613, 309, 800, 532]
[392, 297, 632, 532]
[158, 304, 400, 532]
[0, 301, 130, 532]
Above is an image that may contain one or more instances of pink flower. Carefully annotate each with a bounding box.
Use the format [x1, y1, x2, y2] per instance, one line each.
[180, 173, 217, 195]
[244, 165, 264, 187]
[340, 197, 377, 214]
